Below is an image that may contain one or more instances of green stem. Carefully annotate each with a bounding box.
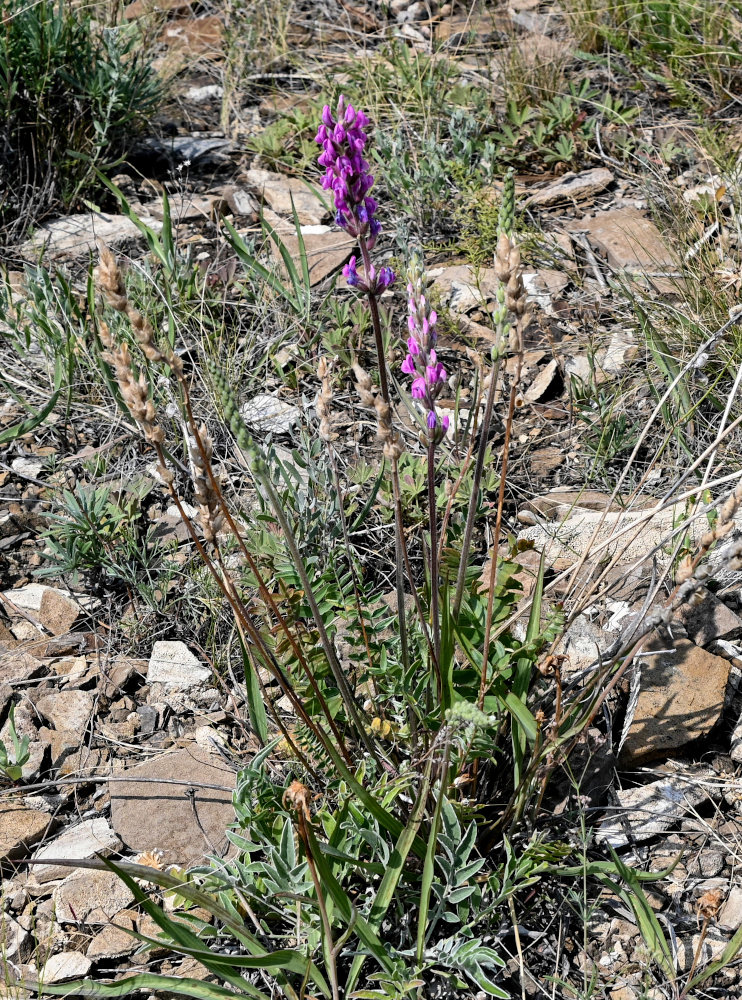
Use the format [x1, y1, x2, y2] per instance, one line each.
[453, 356, 501, 620]
[259, 473, 380, 762]
[427, 441, 441, 696]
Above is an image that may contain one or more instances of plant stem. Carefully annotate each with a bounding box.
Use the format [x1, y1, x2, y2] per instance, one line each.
[453, 356, 501, 619]
[478, 361, 520, 711]
[427, 441, 441, 693]
[260, 473, 380, 762]
[153, 445, 319, 773]
[357, 233, 414, 689]
[178, 388, 353, 765]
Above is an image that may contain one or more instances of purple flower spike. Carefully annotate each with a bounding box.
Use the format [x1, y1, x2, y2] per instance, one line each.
[316, 96, 378, 241]
[402, 255, 450, 447]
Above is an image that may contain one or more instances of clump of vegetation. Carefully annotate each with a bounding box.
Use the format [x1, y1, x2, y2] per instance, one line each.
[566, 0, 742, 107]
[0, 0, 162, 241]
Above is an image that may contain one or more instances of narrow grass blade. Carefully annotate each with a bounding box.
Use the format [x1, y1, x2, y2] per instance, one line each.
[288, 191, 310, 300]
[14, 974, 268, 1000]
[238, 631, 269, 744]
[319, 731, 427, 859]
[303, 822, 396, 975]
[221, 216, 301, 311]
[347, 759, 433, 993]
[416, 778, 447, 968]
[512, 551, 545, 784]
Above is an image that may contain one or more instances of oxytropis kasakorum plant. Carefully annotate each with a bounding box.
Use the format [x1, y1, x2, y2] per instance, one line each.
[37, 96, 555, 1000]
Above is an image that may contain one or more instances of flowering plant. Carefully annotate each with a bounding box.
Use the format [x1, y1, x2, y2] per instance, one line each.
[316, 95, 395, 297]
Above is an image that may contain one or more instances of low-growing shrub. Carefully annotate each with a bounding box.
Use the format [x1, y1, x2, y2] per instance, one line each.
[0, 0, 162, 242]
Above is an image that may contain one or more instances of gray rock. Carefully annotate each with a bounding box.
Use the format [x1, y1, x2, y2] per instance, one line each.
[23, 211, 159, 261]
[185, 84, 224, 103]
[719, 886, 742, 930]
[35, 690, 94, 732]
[10, 457, 43, 478]
[147, 641, 210, 689]
[525, 168, 613, 207]
[136, 704, 159, 734]
[32, 818, 121, 883]
[0, 912, 32, 962]
[429, 263, 500, 314]
[676, 588, 742, 646]
[687, 850, 724, 877]
[53, 867, 133, 923]
[87, 917, 138, 961]
[241, 393, 301, 436]
[37, 950, 92, 982]
[0, 650, 45, 683]
[137, 135, 232, 165]
[110, 746, 236, 864]
[244, 167, 327, 225]
[597, 766, 713, 848]
[571, 206, 676, 293]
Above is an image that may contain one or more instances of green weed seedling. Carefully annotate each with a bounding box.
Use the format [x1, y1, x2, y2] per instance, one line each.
[0, 704, 30, 784]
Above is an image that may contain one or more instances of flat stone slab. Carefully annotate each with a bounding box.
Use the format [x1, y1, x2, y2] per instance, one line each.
[109, 746, 236, 864]
[38, 951, 91, 983]
[676, 587, 742, 646]
[525, 168, 614, 207]
[518, 500, 742, 571]
[572, 207, 677, 292]
[620, 639, 729, 763]
[22, 211, 161, 261]
[0, 650, 45, 683]
[87, 917, 138, 960]
[147, 640, 210, 689]
[261, 208, 356, 287]
[35, 690, 94, 732]
[53, 866, 134, 923]
[597, 766, 713, 848]
[430, 263, 500, 313]
[32, 818, 121, 883]
[0, 807, 50, 861]
[241, 393, 301, 435]
[245, 168, 328, 225]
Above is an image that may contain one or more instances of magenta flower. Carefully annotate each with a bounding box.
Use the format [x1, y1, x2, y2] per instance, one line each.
[316, 96, 379, 244]
[317, 97, 396, 297]
[343, 256, 360, 287]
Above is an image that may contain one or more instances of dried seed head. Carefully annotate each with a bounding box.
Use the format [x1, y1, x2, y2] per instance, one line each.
[352, 362, 376, 408]
[697, 887, 724, 921]
[283, 780, 313, 821]
[99, 332, 164, 445]
[96, 243, 127, 312]
[188, 424, 224, 543]
[374, 395, 403, 459]
[495, 232, 512, 282]
[95, 243, 183, 375]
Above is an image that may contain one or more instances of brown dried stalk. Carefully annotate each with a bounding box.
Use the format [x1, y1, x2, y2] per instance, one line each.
[93, 247, 346, 769]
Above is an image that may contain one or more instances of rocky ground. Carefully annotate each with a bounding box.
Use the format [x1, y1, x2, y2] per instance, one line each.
[3, 0, 742, 997]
